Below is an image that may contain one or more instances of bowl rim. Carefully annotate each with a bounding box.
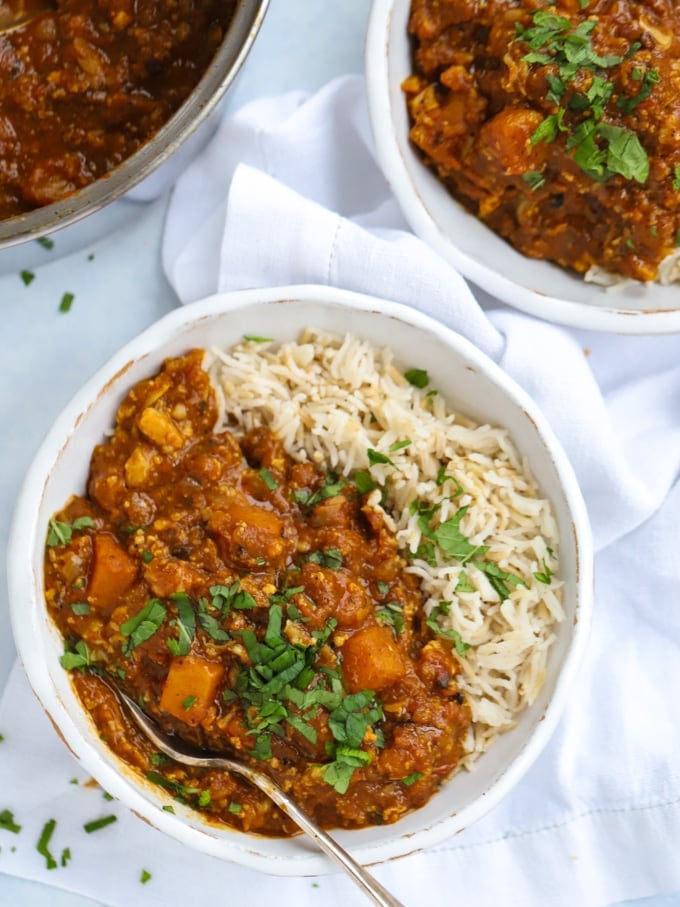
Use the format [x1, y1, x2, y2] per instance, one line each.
[0, 0, 270, 250]
[7, 284, 593, 874]
[364, 0, 680, 335]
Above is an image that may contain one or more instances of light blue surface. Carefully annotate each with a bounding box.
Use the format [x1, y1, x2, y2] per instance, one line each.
[0, 1, 677, 905]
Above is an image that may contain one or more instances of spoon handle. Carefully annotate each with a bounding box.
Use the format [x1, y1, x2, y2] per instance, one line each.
[230, 761, 406, 907]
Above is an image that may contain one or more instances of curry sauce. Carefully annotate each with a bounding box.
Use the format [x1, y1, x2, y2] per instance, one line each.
[404, 0, 680, 282]
[44, 351, 471, 835]
[0, 0, 236, 218]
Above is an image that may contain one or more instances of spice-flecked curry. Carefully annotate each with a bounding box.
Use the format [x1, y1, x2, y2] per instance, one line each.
[404, 0, 680, 282]
[44, 351, 471, 835]
[0, 0, 236, 219]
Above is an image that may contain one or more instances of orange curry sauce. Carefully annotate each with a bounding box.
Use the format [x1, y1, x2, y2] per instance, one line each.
[404, 0, 680, 281]
[0, 0, 236, 218]
[44, 351, 471, 835]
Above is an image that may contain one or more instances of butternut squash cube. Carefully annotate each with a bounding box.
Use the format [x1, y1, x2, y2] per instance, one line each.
[160, 655, 224, 727]
[88, 534, 137, 612]
[341, 625, 405, 693]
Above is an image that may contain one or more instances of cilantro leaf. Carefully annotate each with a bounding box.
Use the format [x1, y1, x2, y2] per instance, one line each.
[367, 448, 395, 468]
[36, 819, 58, 869]
[60, 639, 91, 671]
[471, 560, 525, 600]
[166, 593, 196, 657]
[321, 747, 372, 795]
[404, 368, 429, 388]
[376, 602, 405, 636]
[46, 516, 95, 547]
[425, 606, 470, 658]
[388, 439, 412, 453]
[305, 548, 344, 570]
[258, 467, 278, 490]
[120, 599, 166, 655]
[353, 470, 376, 494]
[0, 809, 21, 834]
[431, 507, 489, 564]
[197, 598, 231, 642]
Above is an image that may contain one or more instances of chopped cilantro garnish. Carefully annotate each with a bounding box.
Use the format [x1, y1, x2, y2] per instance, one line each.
[37, 236, 54, 250]
[522, 170, 545, 192]
[617, 67, 660, 115]
[166, 592, 196, 657]
[70, 602, 90, 616]
[517, 10, 653, 184]
[182, 695, 197, 711]
[305, 548, 343, 570]
[471, 560, 526, 600]
[353, 470, 376, 494]
[367, 448, 395, 467]
[258, 467, 279, 490]
[455, 571, 475, 594]
[425, 604, 470, 657]
[388, 439, 412, 453]
[61, 847, 71, 867]
[120, 599, 167, 655]
[228, 802, 242, 814]
[196, 597, 231, 642]
[59, 292, 75, 314]
[321, 746, 372, 795]
[60, 640, 91, 671]
[404, 368, 429, 388]
[46, 516, 95, 547]
[140, 870, 152, 884]
[141, 550, 153, 563]
[209, 581, 257, 616]
[243, 335, 273, 343]
[0, 810, 21, 834]
[146, 771, 200, 801]
[401, 771, 424, 787]
[293, 473, 346, 508]
[376, 602, 405, 636]
[429, 507, 489, 564]
[435, 467, 463, 494]
[83, 815, 117, 834]
[36, 819, 58, 869]
[20, 270, 35, 286]
[534, 558, 554, 585]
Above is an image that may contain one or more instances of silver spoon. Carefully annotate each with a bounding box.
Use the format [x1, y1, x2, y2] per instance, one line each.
[98, 674, 406, 907]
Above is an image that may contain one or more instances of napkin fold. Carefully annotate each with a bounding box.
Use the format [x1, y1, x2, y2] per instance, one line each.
[3, 75, 680, 907]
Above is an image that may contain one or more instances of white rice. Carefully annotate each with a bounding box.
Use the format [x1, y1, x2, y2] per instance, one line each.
[208, 329, 563, 767]
[585, 247, 680, 290]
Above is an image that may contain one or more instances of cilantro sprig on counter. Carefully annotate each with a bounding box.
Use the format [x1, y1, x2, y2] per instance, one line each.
[516, 10, 655, 184]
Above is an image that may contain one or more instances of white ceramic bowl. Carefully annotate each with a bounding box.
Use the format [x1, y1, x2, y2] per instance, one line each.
[8, 285, 592, 875]
[365, 0, 680, 334]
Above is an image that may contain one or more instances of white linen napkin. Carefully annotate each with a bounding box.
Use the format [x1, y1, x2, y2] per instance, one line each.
[2, 75, 680, 907]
